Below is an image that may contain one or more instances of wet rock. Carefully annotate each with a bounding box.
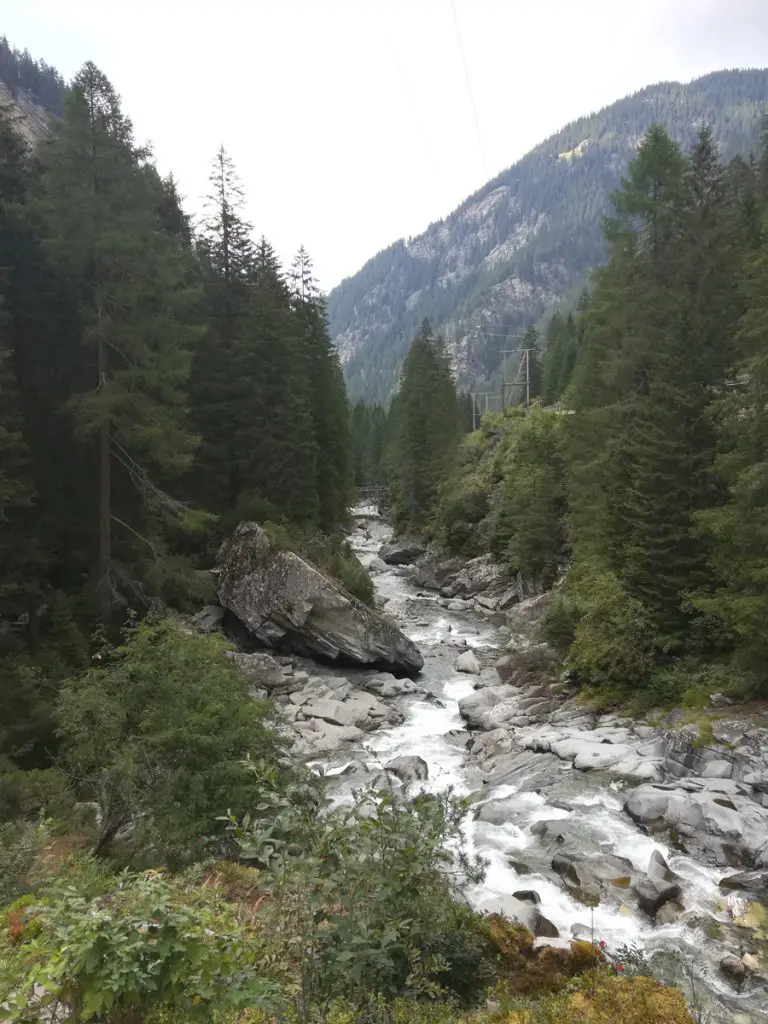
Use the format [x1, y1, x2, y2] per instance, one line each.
[742, 952, 762, 975]
[368, 558, 388, 573]
[720, 953, 747, 985]
[378, 536, 427, 565]
[190, 604, 225, 633]
[647, 850, 677, 883]
[441, 554, 510, 600]
[458, 685, 515, 727]
[218, 523, 423, 675]
[654, 900, 684, 926]
[455, 650, 481, 674]
[701, 760, 733, 779]
[386, 755, 429, 784]
[533, 913, 559, 938]
[719, 871, 768, 894]
[513, 890, 541, 905]
[634, 878, 682, 919]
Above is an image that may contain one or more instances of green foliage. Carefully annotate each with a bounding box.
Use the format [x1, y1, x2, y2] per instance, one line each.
[0, 819, 48, 907]
[486, 410, 566, 585]
[389, 321, 462, 533]
[230, 777, 489, 1012]
[566, 561, 658, 695]
[0, 869, 281, 1023]
[55, 618, 288, 866]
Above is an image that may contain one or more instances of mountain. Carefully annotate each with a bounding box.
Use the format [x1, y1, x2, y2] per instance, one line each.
[0, 35, 65, 145]
[328, 69, 768, 403]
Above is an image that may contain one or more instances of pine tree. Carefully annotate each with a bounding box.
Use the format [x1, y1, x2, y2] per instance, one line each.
[232, 238, 319, 525]
[36, 63, 201, 618]
[290, 246, 352, 531]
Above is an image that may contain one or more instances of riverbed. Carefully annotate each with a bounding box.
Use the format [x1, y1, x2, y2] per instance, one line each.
[319, 513, 767, 1024]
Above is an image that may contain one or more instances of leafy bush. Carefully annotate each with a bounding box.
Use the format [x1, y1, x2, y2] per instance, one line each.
[230, 778, 489, 1013]
[0, 869, 282, 1024]
[0, 759, 75, 825]
[0, 820, 47, 907]
[567, 562, 658, 694]
[55, 618, 291, 867]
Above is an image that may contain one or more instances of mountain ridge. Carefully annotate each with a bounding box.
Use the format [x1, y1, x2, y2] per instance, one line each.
[329, 68, 768, 403]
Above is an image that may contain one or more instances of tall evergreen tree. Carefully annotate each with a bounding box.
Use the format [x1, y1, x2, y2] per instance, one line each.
[36, 63, 201, 617]
[188, 147, 255, 512]
[290, 246, 352, 531]
[232, 238, 318, 524]
[390, 320, 460, 533]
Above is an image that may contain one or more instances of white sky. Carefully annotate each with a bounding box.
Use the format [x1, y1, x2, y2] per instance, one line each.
[4, 0, 768, 290]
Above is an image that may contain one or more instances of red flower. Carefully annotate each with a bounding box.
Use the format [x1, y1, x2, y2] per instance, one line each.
[599, 940, 606, 949]
[617, 964, 624, 972]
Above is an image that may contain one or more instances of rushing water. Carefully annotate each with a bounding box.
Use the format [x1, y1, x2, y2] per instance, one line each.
[330, 512, 766, 1024]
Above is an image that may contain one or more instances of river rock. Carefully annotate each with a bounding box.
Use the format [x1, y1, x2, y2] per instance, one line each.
[226, 650, 285, 690]
[455, 650, 481, 674]
[217, 523, 423, 675]
[633, 878, 682, 919]
[368, 558, 388, 574]
[293, 718, 365, 754]
[720, 953, 747, 985]
[386, 755, 429, 784]
[647, 850, 677, 883]
[709, 692, 734, 708]
[719, 871, 768, 893]
[378, 536, 427, 565]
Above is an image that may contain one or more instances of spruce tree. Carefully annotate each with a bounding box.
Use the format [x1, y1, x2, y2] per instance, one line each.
[36, 63, 201, 617]
[290, 246, 352, 531]
[390, 320, 460, 532]
[188, 147, 255, 512]
[232, 238, 319, 525]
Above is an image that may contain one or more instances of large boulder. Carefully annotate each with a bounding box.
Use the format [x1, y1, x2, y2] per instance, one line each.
[217, 523, 423, 676]
[378, 536, 427, 565]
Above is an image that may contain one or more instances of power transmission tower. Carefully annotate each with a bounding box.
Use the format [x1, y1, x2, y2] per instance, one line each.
[501, 347, 534, 412]
[470, 390, 497, 431]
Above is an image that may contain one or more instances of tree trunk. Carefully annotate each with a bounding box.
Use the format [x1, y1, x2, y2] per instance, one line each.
[97, 331, 111, 620]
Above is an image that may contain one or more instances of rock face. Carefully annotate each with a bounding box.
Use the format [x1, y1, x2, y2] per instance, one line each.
[217, 523, 423, 676]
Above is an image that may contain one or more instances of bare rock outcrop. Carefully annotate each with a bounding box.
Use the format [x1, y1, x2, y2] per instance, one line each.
[217, 522, 423, 676]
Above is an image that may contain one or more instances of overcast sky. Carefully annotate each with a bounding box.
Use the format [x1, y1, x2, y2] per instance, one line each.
[4, 1, 768, 289]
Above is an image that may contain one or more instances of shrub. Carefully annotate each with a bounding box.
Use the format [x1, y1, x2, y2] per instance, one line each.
[55, 618, 292, 867]
[0, 820, 48, 907]
[568, 563, 658, 694]
[0, 869, 282, 1024]
[231, 782, 489, 1012]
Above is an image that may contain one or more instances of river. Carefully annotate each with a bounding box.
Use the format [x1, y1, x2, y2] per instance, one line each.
[314, 511, 765, 1024]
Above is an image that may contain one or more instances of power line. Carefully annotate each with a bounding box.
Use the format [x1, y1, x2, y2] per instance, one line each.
[449, 0, 488, 179]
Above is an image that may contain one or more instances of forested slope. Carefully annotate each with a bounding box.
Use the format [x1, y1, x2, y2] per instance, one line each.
[329, 69, 768, 402]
